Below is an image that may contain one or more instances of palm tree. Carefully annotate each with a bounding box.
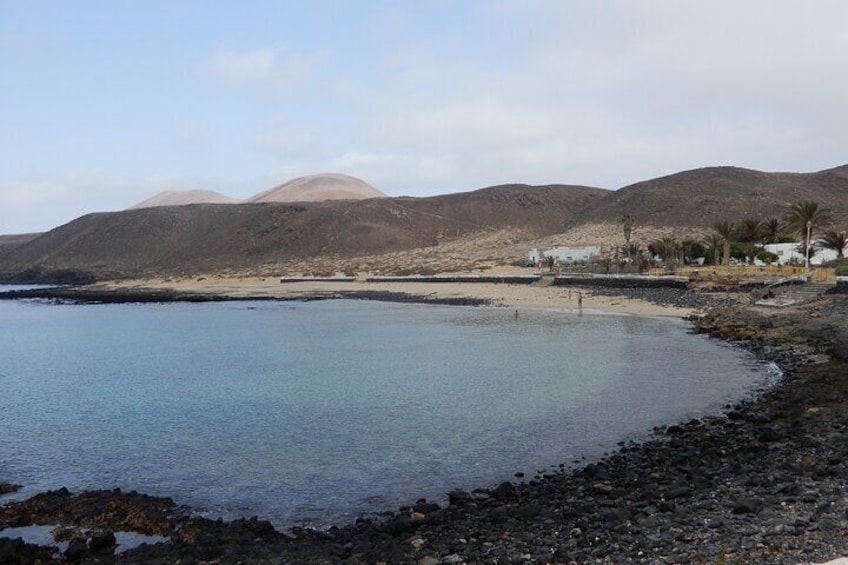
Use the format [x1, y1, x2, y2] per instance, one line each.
[703, 233, 723, 266]
[653, 237, 681, 269]
[620, 214, 634, 244]
[737, 218, 764, 265]
[712, 221, 735, 266]
[819, 230, 848, 259]
[625, 242, 642, 259]
[620, 214, 634, 263]
[617, 242, 644, 272]
[762, 217, 783, 244]
[785, 201, 831, 267]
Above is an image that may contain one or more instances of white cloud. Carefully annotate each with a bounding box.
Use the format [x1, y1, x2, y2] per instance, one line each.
[372, 2, 847, 186]
[204, 46, 330, 99]
[248, 118, 324, 160]
[327, 151, 458, 194]
[171, 121, 216, 150]
[191, 2, 848, 199]
[8, 2, 847, 235]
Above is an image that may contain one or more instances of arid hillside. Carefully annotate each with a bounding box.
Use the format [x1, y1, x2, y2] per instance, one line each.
[2, 163, 845, 283]
[0, 233, 42, 261]
[582, 165, 848, 227]
[553, 164, 848, 249]
[0, 183, 606, 282]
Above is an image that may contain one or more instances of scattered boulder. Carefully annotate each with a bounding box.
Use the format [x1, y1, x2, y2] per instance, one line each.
[64, 538, 88, 561]
[0, 483, 21, 495]
[733, 498, 765, 515]
[490, 482, 517, 500]
[88, 530, 116, 552]
[447, 490, 471, 506]
[413, 501, 441, 514]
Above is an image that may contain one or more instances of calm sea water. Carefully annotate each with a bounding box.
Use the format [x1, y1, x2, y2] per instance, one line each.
[0, 291, 777, 528]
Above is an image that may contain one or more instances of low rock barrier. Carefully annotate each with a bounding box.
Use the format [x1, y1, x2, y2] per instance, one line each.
[365, 275, 541, 284]
[280, 277, 357, 283]
[553, 274, 689, 289]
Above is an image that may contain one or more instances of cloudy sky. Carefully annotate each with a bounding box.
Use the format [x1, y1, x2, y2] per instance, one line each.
[2, 1, 846, 234]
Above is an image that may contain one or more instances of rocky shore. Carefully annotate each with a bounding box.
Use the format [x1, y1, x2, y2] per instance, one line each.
[3, 293, 848, 563]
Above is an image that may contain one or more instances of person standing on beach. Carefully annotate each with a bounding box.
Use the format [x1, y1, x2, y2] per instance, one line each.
[577, 291, 583, 310]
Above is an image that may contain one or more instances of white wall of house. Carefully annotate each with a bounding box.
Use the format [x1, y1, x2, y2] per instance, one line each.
[529, 246, 601, 265]
[762, 242, 839, 266]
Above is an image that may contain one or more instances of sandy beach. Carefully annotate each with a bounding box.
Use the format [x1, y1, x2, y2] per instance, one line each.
[92, 276, 696, 318]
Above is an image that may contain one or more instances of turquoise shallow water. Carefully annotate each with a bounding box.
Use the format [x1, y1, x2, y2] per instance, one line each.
[0, 293, 776, 528]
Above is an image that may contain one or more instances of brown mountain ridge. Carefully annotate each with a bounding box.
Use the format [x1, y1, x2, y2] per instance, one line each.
[1, 164, 846, 283]
[0, 183, 605, 282]
[129, 173, 386, 209]
[577, 165, 848, 228]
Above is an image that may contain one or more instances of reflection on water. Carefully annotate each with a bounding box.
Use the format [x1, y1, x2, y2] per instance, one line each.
[0, 524, 169, 554]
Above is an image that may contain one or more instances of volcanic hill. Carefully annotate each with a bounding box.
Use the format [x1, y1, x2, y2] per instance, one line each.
[248, 173, 386, 203]
[128, 173, 384, 210]
[130, 190, 241, 209]
[1, 164, 845, 283]
[0, 183, 605, 282]
[551, 164, 848, 248]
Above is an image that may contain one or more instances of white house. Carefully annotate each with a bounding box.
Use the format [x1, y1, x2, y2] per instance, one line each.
[762, 242, 839, 266]
[529, 246, 601, 265]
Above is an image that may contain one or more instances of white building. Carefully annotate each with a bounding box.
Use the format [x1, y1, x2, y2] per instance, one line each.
[762, 242, 839, 266]
[529, 246, 601, 265]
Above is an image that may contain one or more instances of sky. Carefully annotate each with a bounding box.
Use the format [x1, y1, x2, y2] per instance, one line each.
[2, 1, 847, 234]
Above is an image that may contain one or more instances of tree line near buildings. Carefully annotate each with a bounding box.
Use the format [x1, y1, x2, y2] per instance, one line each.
[609, 201, 846, 274]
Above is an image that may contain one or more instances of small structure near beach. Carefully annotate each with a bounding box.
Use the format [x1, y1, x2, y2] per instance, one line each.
[762, 242, 839, 266]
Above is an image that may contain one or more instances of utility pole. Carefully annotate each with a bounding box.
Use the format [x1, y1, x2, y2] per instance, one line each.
[805, 220, 812, 269]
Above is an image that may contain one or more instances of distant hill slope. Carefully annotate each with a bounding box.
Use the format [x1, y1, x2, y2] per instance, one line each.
[3, 163, 845, 283]
[820, 163, 848, 180]
[551, 164, 848, 248]
[129, 190, 241, 209]
[0, 233, 43, 262]
[248, 173, 386, 203]
[577, 165, 848, 228]
[126, 173, 384, 211]
[0, 184, 606, 282]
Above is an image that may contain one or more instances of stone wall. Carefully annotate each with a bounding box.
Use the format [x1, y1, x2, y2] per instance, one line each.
[553, 275, 689, 289]
[365, 275, 540, 284]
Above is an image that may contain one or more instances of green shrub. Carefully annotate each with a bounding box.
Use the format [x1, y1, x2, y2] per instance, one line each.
[756, 249, 779, 264]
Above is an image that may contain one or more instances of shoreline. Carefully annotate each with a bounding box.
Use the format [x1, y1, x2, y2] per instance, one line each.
[2, 286, 847, 563]
[0, 276, 698, 318]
